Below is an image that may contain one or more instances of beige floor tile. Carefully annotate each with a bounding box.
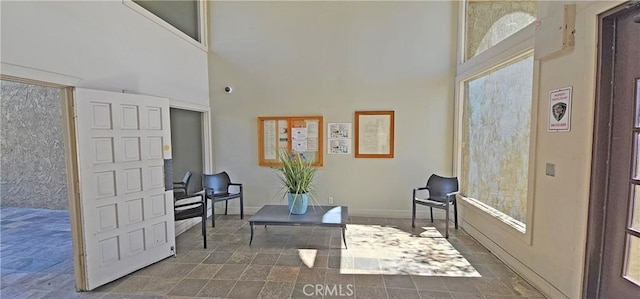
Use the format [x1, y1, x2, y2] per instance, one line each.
[240, 264, 273, 281]
[354, 273, 383, 286]
[418, 290, 454, 299]
[198, 279, 236, 297]
[186, 264, 222, 279]
[252, 253, 280, 265]
[258, 281, 294, 299]
[296, 267, 327, 283]
[227, 280, 266, 298]
[267, 266, 300, 282]
[212, 264, 248, 280]
[387, 287, 420, 299]
[166, 278, 208, 297]
[355, 286, 388, 299]
[140, 277, 182, 295]
[160, 263, 198, 279]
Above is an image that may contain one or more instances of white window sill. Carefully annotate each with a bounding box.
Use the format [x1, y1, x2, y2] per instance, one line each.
[460, 196, 526, 234]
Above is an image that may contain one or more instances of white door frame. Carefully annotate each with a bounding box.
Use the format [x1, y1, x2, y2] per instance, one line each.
[169, 99, 214, 235]
[0, 73, 87, 290]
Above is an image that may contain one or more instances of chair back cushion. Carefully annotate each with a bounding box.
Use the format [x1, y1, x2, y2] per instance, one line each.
[426, 174, 459, 200]
[203, 172, 231, 195]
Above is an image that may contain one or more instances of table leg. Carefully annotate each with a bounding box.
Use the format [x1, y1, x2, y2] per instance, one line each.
[250, 222, 254, 246]
[342, 226, 347, 249]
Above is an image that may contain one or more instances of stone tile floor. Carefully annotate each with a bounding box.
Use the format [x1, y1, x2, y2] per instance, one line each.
[1, 207, 544, 298]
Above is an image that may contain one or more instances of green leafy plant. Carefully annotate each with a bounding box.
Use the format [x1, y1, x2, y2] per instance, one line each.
[277, 149, 317, 195]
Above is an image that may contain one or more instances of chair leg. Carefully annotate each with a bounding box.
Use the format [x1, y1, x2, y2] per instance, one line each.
[411, 200, 416, 228]
[225, 201, 228, 215]
[240, 195, 244, 219]
[445, 204, 450, 238]
[211, 201, 215, 228]
[453, 199, 458, 229]
[202, 213, 207, 249]
[430, 207, 434, 223]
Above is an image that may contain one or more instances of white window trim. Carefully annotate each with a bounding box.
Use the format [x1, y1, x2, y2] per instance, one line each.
[453, 8, 539, 245]
[1, 63, 82, 87]
[123, 0, 208, 52]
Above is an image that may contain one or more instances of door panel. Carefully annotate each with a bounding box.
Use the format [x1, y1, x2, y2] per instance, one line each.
[74, 88, 175, 290]
[600, 6, 640, 297]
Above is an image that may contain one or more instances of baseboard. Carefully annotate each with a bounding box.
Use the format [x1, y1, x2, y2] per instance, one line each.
[462, 219, 567, 299]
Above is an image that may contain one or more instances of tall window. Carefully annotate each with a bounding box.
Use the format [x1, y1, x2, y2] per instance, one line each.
[457, 1, 536, 230]
[462, 54, 534, 223]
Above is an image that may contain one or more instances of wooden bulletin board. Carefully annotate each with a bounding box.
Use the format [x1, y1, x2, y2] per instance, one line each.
[258, 116, 323, 167]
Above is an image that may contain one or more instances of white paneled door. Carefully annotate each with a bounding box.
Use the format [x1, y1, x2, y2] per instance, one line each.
[74, 89, 175, 290]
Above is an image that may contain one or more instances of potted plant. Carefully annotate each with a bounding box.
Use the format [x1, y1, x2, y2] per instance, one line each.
[277, 149, 318, 214]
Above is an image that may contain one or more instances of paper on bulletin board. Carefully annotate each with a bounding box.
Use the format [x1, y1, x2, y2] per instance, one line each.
[293, 140, 307, 152]
[548, 86, 572, 132]
[277, 120, 289, 154]
[305, 120, 319, 138]
[263, 120, 277, 160]
[306, 138, 318, 151]
[292, 127, 308, 141]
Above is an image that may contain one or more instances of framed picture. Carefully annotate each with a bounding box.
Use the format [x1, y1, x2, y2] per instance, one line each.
[354, 110, 394, 158]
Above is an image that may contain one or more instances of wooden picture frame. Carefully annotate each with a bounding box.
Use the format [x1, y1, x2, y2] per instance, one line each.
[354, 110, 394, 158]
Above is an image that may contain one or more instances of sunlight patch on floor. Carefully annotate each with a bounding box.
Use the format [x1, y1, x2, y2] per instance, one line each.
[298, 248, 318, 268]
[335, 224, 481, 277]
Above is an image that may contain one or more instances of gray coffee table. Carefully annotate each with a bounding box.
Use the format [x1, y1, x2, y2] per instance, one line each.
[248, 205, 348, 248]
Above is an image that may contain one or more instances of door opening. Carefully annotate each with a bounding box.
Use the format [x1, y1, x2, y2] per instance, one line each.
[169, 107, 207, 236]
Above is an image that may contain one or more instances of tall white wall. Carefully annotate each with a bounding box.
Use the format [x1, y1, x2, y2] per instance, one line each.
[0, 1, 209, 105]
[208, 1, 457, 216]
[461, 2, 622, 298]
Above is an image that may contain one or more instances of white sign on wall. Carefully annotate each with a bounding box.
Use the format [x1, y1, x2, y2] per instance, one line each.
[548, 86, 572, 132]
[327, 123, 352, 154]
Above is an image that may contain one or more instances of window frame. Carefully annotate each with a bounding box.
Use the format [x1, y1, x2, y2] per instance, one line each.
[453, 2, 539, 244]
[123, 0, 208, 52]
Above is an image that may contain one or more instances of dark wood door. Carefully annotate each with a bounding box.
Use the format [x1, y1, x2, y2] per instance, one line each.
[600, 5, 640, 298]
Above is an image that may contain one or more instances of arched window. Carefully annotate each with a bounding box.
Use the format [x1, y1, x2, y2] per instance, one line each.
[465, 1, 536, 60]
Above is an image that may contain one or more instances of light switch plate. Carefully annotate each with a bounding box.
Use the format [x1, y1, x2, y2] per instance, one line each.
[546, 163, 556, 177]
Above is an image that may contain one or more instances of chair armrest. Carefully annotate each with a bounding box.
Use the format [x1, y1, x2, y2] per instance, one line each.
[413, 186, 429, 199]
[175, 201, 204, 209]
[175, 193, 204, 201]
[446, 191, 460, 197]
[175, 194, 205, 207]
[229, 183, 243, 193]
